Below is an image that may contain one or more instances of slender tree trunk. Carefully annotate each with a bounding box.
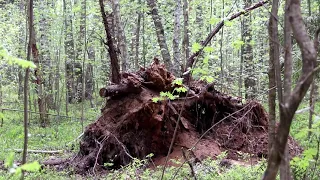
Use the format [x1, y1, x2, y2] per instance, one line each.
[99, 0, 120, 84]
[182, 0, 189, 72]
[280, 0, 293, 178]
[86, 46, 94, 104]
[146, 0, 172, 71]
[142, 4, 146, 68]
[39, 0, 53, 110]
[112, 0, 129, 72]
[243, 0, 256, 100]
[64, 0, 76, 105]
[18, 0, 25, 100]
[307, 0, 317, 139]
[172, 0, 181, 76]
[135, 0, 142, 70]
[239, 18, 244, 98]
[22, 0, 33, 177]
[267, 0, 278, 159]
[80, 0, 87, 132]
[220, 0, 224, 91]
[28, 0, 47, 127]
[308, 82, 317, 138]
[0, 76, 2, 127]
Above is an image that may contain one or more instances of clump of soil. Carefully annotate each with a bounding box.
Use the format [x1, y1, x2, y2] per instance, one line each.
[72, 59, 302, 173]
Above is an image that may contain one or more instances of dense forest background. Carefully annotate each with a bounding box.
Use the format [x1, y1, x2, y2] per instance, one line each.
[0, 0, 320, 179]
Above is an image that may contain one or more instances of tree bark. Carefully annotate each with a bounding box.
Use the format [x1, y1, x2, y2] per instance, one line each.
[182, 0, 189, 73]
[243, 0, 256, 100]
[39, 0, 54, 109]
[28, 0, 47, 127]
[146, 0, 172, 71]
[220, 0, 225, 91]
[135, 0, 142, 70]
[280, 0, 293, 178]
[263, 0, 319, 179]
[63, 0, 76, 106]
[22, 0, 33, 174]
[268, 0, 278, 157]
[172, 0, 181, 76]
[99, 0, 120, 84]
[112, 0, 129, 72]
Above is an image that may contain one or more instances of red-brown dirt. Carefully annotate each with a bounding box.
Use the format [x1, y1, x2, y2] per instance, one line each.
[72, 59, 302, 174]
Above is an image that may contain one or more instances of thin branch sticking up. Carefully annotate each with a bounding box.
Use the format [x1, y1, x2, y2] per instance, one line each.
[183, 0, 268, 83]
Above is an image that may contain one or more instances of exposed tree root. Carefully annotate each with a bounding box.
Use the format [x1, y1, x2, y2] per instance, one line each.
[72, 60, 302, 174]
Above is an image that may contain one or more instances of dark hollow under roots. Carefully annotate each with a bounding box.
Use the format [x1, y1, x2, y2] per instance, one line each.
[72, 59, 302, 174]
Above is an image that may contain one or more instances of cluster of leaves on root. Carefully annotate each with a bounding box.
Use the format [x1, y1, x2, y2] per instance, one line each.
[152, 78, 187, 103]
[152, 43, 220, 103]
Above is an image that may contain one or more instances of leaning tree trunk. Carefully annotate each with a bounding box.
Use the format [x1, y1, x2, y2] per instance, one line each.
[99, 0, 120, 84]
[146, 0, 172, 71]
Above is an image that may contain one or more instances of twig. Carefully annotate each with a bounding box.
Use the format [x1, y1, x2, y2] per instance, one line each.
[93, 136, 108, 177]
[109, 132, 134, 159]
[182, 148, 197, 180]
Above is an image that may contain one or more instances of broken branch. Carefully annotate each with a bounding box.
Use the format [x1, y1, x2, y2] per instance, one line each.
[183, 0, 268, 83]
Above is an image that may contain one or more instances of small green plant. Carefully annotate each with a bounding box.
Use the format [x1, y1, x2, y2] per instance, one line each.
[152, 78, 187, 103]
[4, 152, 41, 178]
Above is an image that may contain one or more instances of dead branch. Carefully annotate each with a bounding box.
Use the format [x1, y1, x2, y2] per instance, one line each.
[12, 149, 63, 154]
[183, 0, 268, 83]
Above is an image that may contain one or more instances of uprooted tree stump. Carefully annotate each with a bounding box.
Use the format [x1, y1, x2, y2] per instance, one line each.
[73, 59, 302, 173]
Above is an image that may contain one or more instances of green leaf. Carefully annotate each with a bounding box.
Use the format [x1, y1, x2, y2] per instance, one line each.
[104, 162, 114, 167]
[209, 17, 220, 25]
[4, 152, 15, 168]
[204, 46, 214, 53]
[172, 78, 183, 86]
[174, 87, 187, 93]
[0, 112, 4, 120]
[146, 153, 154, 158]
[20, 161, 41, 172]
[152, 97, 160, 103]
[224, 20, 234, 27]
[232, 40, 245, 50]
[203, 57, 209, 64]
[0, 47, 36, 69]
[191, 43, 202, 53]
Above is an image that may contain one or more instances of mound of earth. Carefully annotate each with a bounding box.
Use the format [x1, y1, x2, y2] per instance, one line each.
[72, 59, 302, 173]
